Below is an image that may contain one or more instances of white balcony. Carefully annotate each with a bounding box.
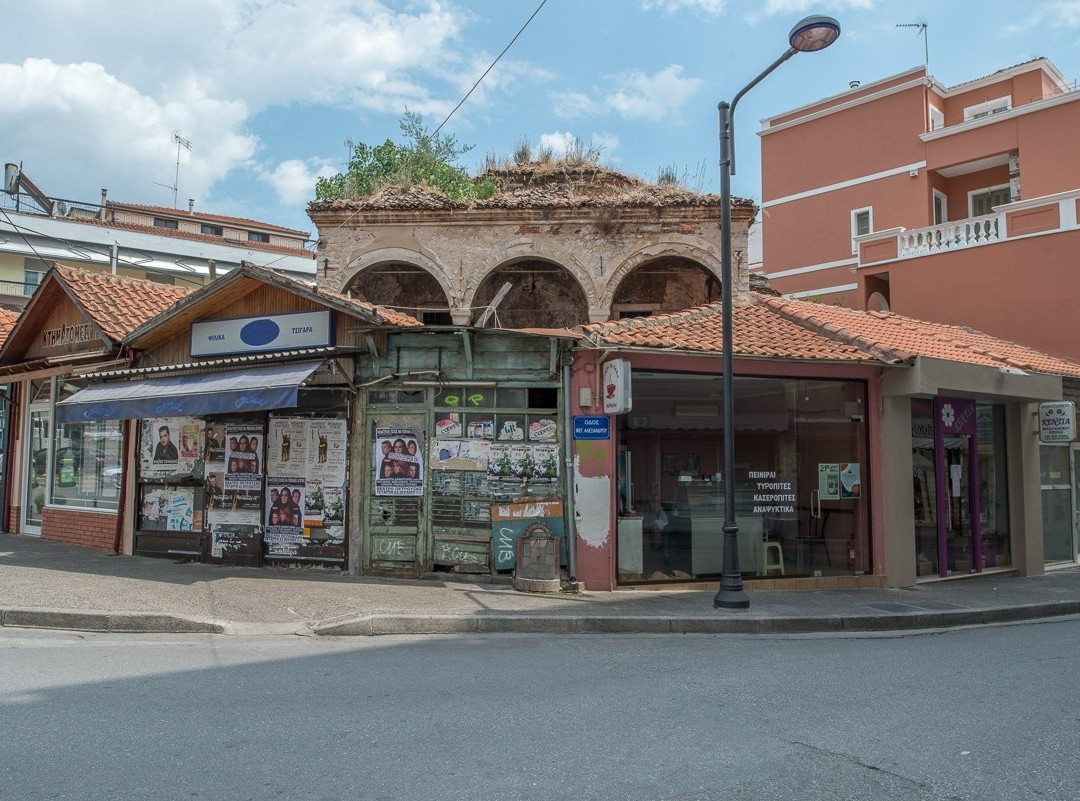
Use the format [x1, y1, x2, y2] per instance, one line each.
[856, 189, 1080, 267]
[898, 213, 1003, 257]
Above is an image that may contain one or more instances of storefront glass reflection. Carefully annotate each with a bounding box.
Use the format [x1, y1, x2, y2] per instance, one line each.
[616, 374, 870, 583]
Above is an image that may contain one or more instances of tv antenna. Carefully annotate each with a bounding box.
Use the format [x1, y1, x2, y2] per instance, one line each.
[897, 19, 930, 69]
[153, 132, 193, 208]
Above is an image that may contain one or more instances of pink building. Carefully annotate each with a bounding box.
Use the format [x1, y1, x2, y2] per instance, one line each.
[759, 58, 1080, 362]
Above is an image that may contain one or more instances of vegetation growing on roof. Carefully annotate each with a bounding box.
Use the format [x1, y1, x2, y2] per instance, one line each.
[314, 112, 498, 202]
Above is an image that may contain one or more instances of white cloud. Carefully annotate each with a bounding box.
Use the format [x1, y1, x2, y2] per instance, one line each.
[262, 159, 339, 205]
[759, 0, 874, 13]
[641, 0, 726, 14]
[1, 1, 531, 217]
[551, 66, 703, 123]
[538, 131, 619, 159]
[551, 91, 598, 119]
[1005, 1, 1080, 31]
[607, 65, 704, 121]
[0, 58, 256, 207]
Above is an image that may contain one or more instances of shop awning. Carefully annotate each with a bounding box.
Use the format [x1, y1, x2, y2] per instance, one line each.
[55, 361, 324, 422]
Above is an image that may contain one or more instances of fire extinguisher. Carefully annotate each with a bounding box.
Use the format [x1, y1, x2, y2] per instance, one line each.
[846, 538, 856, 571]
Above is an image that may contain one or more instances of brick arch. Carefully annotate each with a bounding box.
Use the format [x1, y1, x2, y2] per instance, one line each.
[338, 247, 459, 303]
[600, 241, 720, 310]
[462, 253, 597, 313]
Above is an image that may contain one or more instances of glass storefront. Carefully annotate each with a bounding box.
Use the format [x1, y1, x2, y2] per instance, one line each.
[22, 378, 124, 530]
[615, 373, 870, 584]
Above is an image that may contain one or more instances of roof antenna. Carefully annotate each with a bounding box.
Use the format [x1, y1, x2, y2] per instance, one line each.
[896, 19, 929, 70]
[153, 132, 194, 208]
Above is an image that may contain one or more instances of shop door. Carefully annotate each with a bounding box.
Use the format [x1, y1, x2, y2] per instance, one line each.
[940, 433, 977, 574]
[22, 404, 51, 535]
[367, 414, 426, 573]
[1040, 445, 1074, 564]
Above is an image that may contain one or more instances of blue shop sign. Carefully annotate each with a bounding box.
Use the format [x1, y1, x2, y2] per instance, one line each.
[573, 415, 610, 440]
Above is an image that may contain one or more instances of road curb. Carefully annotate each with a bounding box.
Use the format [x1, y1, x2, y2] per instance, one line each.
[0, 607, 225, 634]
[4, 599, 1080, 637]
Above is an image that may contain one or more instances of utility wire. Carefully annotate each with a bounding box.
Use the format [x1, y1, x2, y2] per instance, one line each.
[288, 0, 550, 266]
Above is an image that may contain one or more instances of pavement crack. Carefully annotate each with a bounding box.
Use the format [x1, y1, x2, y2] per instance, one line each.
[787, 739, 962, 799]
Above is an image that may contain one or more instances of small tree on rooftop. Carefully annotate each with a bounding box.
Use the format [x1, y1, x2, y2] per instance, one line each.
[314, 111, 497, 201]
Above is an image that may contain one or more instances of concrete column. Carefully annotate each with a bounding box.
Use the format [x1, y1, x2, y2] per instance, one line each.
[880, 395, 917, 587]
[1008, 402, 1045, 576]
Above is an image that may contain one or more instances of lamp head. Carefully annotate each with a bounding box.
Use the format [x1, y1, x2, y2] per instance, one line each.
[788, 14, 841, 52]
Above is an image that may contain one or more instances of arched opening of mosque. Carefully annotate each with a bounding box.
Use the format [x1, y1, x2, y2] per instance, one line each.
[472, 260, 589, 329]
[610, 257, 720, 319]
[344, 263, 453, 325]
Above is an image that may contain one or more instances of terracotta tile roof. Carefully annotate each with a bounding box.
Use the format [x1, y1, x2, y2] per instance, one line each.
[54, 264, 191, 342]
[583, 295, 1080, 378]
[763, 297, 1080, 378]
[108, 202, 309, 236]
[582, 300, 876, 363]
[62, 215, 315, 261]
[0, 308, 19, 346]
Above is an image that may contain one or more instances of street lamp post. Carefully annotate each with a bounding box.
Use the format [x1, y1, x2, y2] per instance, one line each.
[714, 15, 841, 610]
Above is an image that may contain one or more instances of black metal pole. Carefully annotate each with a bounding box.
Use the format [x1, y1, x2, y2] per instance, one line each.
[713, 99, 749, 609]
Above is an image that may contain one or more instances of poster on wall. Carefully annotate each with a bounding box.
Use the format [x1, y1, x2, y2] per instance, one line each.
[374, 428, 423, 496]
[140, 417, 203, 478]
[224, 424, 264, 490]
[430, 439, 490, 471]
[267, 418, 308, 478]
[489, 443, 559, 488]
[265, 477, 305, 534]
[204, 423, 226, 464]
[140, 486, 198, 531]
[308, 419, 347, 485]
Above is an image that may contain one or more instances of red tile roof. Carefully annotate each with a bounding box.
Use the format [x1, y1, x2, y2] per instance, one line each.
[0, 308, 19, 346]
[54, 265, 191, 342]
[764, 297, 1080, 377]
[583, 295, 1080, 378]
[582, 300, 875, 363]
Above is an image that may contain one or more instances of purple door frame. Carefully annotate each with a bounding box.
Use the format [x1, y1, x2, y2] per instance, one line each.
[932, 396, 982, 577]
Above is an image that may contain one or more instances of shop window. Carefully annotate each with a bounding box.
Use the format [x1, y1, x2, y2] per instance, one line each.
[616, 373, 870, 584]
[49, 417, 124, 511]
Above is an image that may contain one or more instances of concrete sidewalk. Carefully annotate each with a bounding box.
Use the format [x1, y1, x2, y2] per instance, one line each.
[1, 532, 1079, 637]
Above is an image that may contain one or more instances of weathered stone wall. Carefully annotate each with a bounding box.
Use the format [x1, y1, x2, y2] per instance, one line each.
[310, 205, 755, 324]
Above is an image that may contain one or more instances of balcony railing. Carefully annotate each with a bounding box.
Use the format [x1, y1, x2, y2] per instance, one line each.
[898, 213, 1003, 257]
[857, 189, 1080, 268]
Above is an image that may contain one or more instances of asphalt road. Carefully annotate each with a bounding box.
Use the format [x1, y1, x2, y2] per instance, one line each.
[2, 620, 1078, 801]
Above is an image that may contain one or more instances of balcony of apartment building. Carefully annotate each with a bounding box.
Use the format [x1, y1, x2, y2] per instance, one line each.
[851, 185, 1080, 360]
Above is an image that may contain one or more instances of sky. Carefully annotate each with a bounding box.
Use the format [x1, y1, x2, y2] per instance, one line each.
[4, 0, 1080, 240]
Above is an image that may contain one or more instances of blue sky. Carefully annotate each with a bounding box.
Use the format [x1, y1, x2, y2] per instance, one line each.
[4, 1, 1080, 239]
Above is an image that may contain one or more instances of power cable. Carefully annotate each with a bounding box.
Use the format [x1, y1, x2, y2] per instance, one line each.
[289, 0, 550, 266]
